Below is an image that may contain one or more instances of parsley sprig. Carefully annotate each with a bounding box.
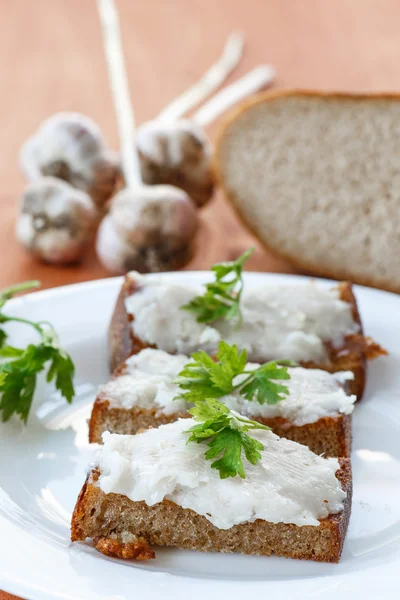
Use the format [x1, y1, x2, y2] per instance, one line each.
[176, 341, 294, 406]
[181, 248, 254, 327]
[0, 281, 75, 423]
[186, 397, 270, 479]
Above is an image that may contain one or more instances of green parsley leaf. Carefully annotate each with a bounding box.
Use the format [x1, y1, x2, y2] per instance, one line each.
[206, 429, 247, 479]
[181, 248, 254, 327]
[0, 280, 40, 308]
[0, 329, 8, 348]
[175, 341, 248, 401]
[0, 344, 51, 423]
[46, 349, 75, 403]
[175, 341, 294, 406]
[216, 340, 248, 377]
[0, 281, 75, 423]
[188, 395, 230, 422]
[175, 350, 226, 401]
[185, 397, 270, 479]
[241, 362, 292, 405]
[0, 346, 25, 359]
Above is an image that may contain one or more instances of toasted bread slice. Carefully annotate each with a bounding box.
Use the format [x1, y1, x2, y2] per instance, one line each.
[89, 400, 352, 458]
[72, 426, 352, 564]
[109, 274, 386, 399]
[214, 91, 400, 294]
[72, 463, 351, 563]
[89, 348, 354, 457]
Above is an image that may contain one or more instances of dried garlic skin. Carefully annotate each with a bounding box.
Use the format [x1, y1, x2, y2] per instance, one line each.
[96, 185, 199, 274]
[20, 113, 119, 210]
[16, 177, 98, 265]
[136, 119, 214, 208]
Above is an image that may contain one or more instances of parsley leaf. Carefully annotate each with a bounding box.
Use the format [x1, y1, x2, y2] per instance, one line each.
[189, 394, 231, 423]
[185, 397, 269, 479]
[46, 347, 75, 403]
[176, 341, 294, 406]
[176, 341, 247, 402]
[0, 281, 75, 423]
[0, 329, 7, 348]
[241, 362, 292, 405]
[181, 248, 254, 327]
[0, 280, 40, 308]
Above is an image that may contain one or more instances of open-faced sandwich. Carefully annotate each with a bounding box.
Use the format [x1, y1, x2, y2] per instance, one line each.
[72, 411, 352, 563]
[72, 249, 387, 565]
[109, 250, 386, 400]
[89, 344, 356, 457]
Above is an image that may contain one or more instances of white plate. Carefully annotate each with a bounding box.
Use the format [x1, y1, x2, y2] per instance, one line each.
[0, 272, 398, 600]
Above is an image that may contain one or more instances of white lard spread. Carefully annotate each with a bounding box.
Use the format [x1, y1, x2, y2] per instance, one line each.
[124, 273, 359, 363]
[97, 422, 346, 529]
[99, 348, 356, 426]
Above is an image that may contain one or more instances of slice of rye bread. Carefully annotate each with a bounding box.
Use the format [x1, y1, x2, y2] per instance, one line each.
[89, 366, 352, 457]
[71, 459, 352, 563]
[89, 402, 351, 457]
[108, 275, 386, 400]
[214, 91, 400, 294]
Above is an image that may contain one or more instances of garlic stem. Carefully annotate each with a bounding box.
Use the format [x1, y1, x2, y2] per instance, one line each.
[97, 0, 141, 188]
[158, 31, 245, 122]
[193, 65, 275, 127]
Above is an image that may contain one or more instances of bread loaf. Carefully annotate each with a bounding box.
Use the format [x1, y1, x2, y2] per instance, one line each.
[215, 91, 400, 293]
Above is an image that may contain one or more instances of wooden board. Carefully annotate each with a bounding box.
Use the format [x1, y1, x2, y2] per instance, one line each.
[1, 0, 400, 597]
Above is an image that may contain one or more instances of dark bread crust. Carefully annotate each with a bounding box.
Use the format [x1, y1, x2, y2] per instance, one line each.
[108, 275, 385, 399]
[71, 460, 352, 563]
[254, 413, 352, 457]
[70, 471, 155, 560]
[304, 281, 386, 400]
[108, 279, 150, 374]
[213, 90, 400, 296]
[94, 336, 353, 456]
[89, 394, 352, 457]
[89, 400, 188, 444]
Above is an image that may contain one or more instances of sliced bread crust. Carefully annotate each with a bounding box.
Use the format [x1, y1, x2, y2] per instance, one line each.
[214, 90, 400, 294]
[71, 459, 352, 563]
[88, 400, 188, 444]
[89, 394, 352, 457]
[108, 275, 385, 399]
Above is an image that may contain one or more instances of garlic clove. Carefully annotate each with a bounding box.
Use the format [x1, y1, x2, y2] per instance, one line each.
[97, 185, 199, 273]
[136, 119, 214, 208]
[16, 177, 98, 265]
[20, 112, 119, 209]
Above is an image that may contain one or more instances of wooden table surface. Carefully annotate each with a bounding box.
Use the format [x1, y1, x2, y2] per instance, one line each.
[1, 0, 400, 597]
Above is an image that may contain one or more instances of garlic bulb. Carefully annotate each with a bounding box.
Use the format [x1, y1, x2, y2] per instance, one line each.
[96, 0, 199, 274]
[20, 112, 118, 209]
[131, 31, 244, 209]
[135, 66, 276, 209]
[132, 32, 248, 209]
[97, 185, 199, 273]
[16, 177, 98, 264]
[136, 119, 213, 208]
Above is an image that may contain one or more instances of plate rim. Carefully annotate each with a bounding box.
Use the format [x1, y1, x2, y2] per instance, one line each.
[5, 270, 400, 310]
[0, 271, 399, 600]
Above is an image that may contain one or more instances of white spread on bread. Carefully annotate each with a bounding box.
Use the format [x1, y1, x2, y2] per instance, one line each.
[100, 351, 189, 415]
[99, 348, 356, 425]
[97, 422, 346, 529]
[124, 273, 359, 363]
